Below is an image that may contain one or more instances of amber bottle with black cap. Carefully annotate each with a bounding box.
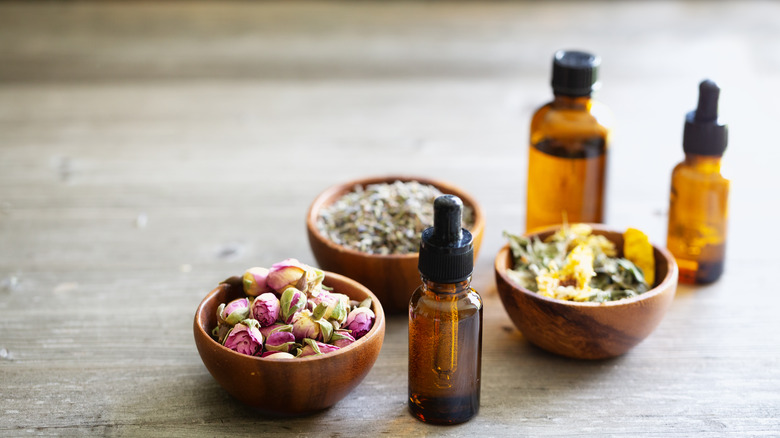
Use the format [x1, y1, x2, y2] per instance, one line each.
[408, 195, 483, 425]
[667, 79, 730, 284]
[525, 50, 612, 232]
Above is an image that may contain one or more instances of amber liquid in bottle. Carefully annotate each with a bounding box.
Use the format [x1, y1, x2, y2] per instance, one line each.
[666, 154, 729, 283]
[525, 95, 611, 232]
[408, 278, 482, 425]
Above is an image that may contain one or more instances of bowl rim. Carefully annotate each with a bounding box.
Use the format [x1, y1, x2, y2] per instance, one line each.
[306, 174, 485, 260]
[194, 270, 386, 363]
[494, 224, 678, 308]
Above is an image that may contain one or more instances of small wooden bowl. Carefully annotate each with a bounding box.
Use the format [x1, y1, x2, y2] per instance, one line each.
[306, 175, 485, 314]
[193, 271, 385, 415]
[494, 225, 678, 359]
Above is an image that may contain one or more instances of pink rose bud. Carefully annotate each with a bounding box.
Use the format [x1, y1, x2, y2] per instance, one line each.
[330, 329, 356, 348]
[261, 351, 296, 359]
[343, 307, 375, 339]
[264, 331, 296, 353]
[267, 259, 309, 293]
[292, 310, 333, 342]
[299, 338, 340, 357]
[279, 287, 307, 323]
[258, 323, 292, 339]
[267, 258, 326, 294]
[309, 291, 350, 325]
[218, 297, 251, 326]
[243, 267, 272, 297]
[251, 292, 281, 327]
[222, 320, 264, 357]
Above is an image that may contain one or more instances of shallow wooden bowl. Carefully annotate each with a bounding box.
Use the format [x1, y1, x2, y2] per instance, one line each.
[193, 271, 385, 415]
[306, 175, 485, 314]
[494, 224, 678, 359]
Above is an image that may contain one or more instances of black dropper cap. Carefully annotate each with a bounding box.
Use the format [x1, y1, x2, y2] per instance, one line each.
[418, 195, 474, 284]
[683, 79, 728, 156]
[551, 50, 600, 97]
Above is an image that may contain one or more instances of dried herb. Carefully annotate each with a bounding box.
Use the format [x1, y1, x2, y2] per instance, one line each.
[317, 180, 474, 255]
[504, 224, 650, 302]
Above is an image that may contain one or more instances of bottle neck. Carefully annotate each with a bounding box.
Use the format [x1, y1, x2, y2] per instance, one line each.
[421, 276, 472, 296]
[684, 153, 722, 172]
[552, 94, 593, 110]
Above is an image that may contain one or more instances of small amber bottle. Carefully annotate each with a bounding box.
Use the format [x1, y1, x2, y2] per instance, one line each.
[408, 195, 483, 425]
[666, 80, 729, 284]
[525, 50, 612, 232]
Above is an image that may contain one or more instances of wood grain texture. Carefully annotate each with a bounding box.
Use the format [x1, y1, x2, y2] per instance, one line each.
[1, 1, 779, 436]
[495, 226, 678, 359]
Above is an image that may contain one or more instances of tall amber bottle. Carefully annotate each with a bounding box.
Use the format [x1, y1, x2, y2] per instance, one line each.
[408, 195, 482, 425]
[667, 80, 729, 284]
[526, 50, 612, 232]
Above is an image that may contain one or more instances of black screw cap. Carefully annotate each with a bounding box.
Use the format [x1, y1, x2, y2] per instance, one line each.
[683, 79, 728, 156]
[418, 195, 474, 284]
[551, 50, 601, 97]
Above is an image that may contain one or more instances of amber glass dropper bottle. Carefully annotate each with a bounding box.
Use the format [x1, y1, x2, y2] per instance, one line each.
[525, 50, 612, 232]
[408, 195, 483, 425]
[666, 79, 730, 284]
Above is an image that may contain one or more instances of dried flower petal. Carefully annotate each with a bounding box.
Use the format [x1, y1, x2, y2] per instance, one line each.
[223, 320, 264, 356]
[251, 292, 281, 327]
[218, 298, 251, 326]
[343, 307, 375, 339]
[243, 267, 272, 297]
[299, 338, 340, 357]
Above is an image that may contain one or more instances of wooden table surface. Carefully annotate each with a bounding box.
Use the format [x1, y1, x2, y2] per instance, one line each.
[1, 1, 779, 436]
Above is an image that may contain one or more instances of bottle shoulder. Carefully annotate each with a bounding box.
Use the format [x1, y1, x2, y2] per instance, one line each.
[410, 285, 483, 316]
[672, 157, 729, 182]
[531, 99, 612, 138]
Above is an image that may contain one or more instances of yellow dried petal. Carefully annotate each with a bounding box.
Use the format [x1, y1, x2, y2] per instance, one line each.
[586, 234, 616, 257]
[561, 243, 595, 290]
[624, 228, 655, 285]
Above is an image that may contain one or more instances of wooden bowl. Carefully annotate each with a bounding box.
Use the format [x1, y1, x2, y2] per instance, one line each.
[494, 224, 678, 359]
[306, 175, 485, 314]
[193, 271, 385, 415]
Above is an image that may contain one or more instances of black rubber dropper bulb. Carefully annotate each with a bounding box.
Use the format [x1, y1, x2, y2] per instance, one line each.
[418, 195, 474, 284]
[683, 79, 728, 156]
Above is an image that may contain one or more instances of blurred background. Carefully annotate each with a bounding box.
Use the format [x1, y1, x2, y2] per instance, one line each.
[2, 1, 777, 291]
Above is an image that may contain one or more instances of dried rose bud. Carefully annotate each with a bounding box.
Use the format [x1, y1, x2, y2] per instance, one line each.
[223, 319, 264, 356]
[331, 329, 356, 348]
[217, 297, 251, 326]
[251, 292, 281, 327]
[267, 258, 326, 295]
[258, 323, 292, 339]
[309, 292, 350, 325]
[280, 287, 307, 323]
[299, 338, 340, 357]
[267, 259, 309, 293]
[343, 307, 375, 339]
[243, 267, 273, 297]
[264, 331, 296, 353]
[212, 322, 232, 344]
[291, 309, 333, 343]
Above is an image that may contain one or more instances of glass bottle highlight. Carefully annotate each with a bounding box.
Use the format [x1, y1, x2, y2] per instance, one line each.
[525, 50, 612, 232]
[408, 195, 483, 425]
[666, 79, 729, 284]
